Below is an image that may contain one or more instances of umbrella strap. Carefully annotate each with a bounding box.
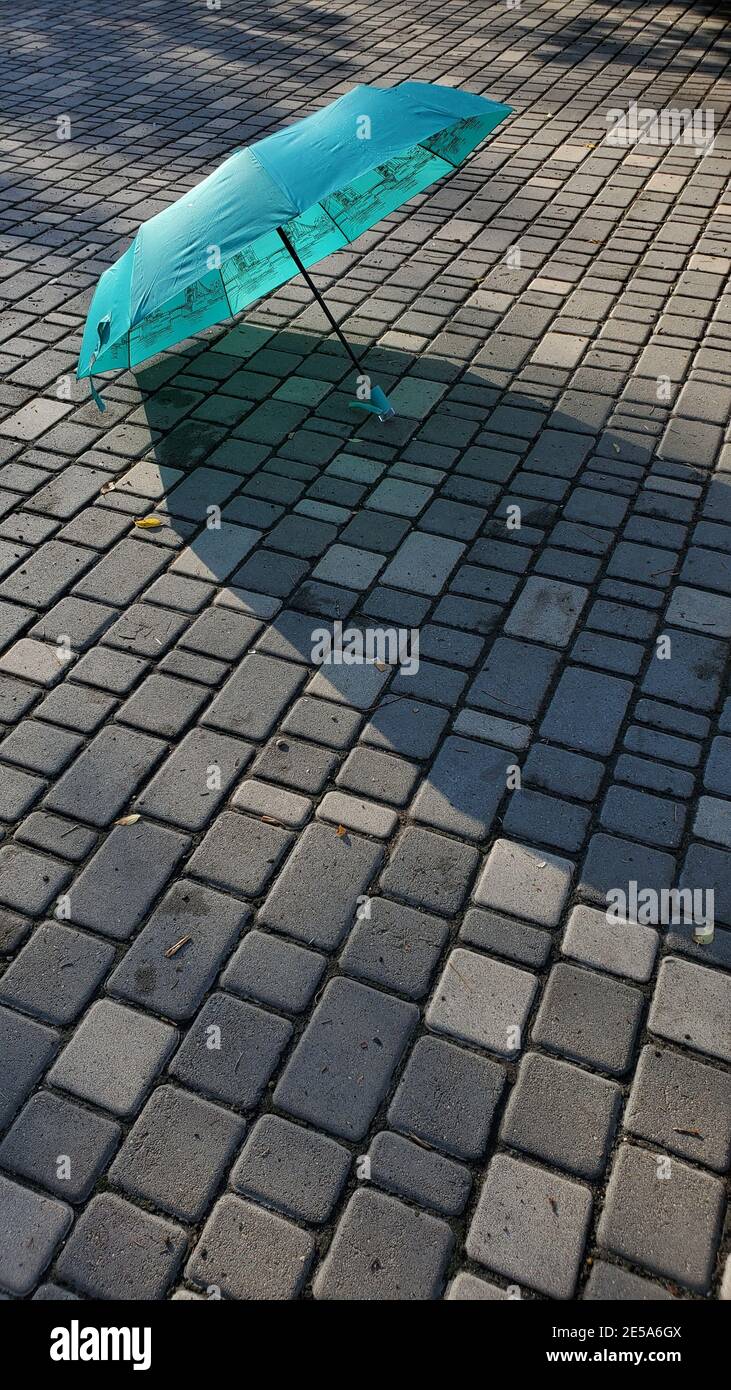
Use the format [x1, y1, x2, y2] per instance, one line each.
[87, 315, 111, 412]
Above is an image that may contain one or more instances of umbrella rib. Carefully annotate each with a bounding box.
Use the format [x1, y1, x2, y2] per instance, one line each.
[277, 226, 363, 373]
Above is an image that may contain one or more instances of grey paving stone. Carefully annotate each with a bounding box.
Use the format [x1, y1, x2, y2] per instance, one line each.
[109, 1084, 244, 1222]
[367, 1131, 471, 1217]
[49, 999, 177, 1117]
[135, 727, 254, 830]
[446, 1271, 511, 1300]
[361, 695, 450, 761]
[648, 956, 731, 1062]
[187, 809, 293, 898]
[274, 976, 417, 1140]
[474, 837, 574, 927]
[411, 736, 509, 840]
[583, 1262, 675, 1301]
[467, 1153, 592, 1300]
[0, 719, 84, 777]
[579, 832, 676, 909]
[231, 1114, 350, 1224]
[168, 991, 292, 1108]
[0, 636, 65, 686]
[427, 947, 537, 1058]
[107, 879, 249, 1020]
[522, 743, 604, 802]
[0, 921, 114, 1025]
[339, 897, 448, 999]
[388, 1035, 505, 1161]
[313, 1189, 453, 1300]
[203, 652, 307, 738]
[0, 1003, 59, 1128]
[468, 636, 560, 720]
[505, 576, 588, 646]
[317, 790, 397, 838]
[597, 1144, 724, 1294]
[0, 842, 71, 916]
[641, 627, 726, 712]
[459, 907, 551, 968]
[251, 736, 337, 793]
[380, 826, 479, 916]
[73, 538, 168, 605]
[0, 1090, 120, 1201]
[380, 532, 464, 595]
[281, 696, 362, 749]
[118, 672, 208, 738]
[501, 1051, 621, 1180]
[221, 928, 326, 1014]
[44, 724, 166, 826]
[56, 1192, 187, 1300]
[0, 762, 45, 821]
[233, 779, 312, 827]
[562, 904, 659, 982]
[680, 841, 731, 928]
[0, 1172, 72, 1296]
[186, 1194, 314, 1300]
[532, 962, 644, 1076]
[67, 819, 189, 940]
[625, 1044, 731, 1173]
[540, 666, 633, 755]
[259, 821, 383, 950]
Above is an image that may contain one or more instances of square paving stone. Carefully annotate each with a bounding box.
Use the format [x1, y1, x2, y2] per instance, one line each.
[0, 1172, 72, 1296]
[0, 1090, 120, 1202]
[169, 991, 292, 1109]
[380, 826, 479, 916]
[0, 763, 45, 820]
[221, 929, 326, 1014]
[336, 745, 419, 806]
[360, 695, 449, 760]
[540, 667, 633, 755]
[427, 948, 537, 1057]
[107, 880, 249, 1021]
[0, 719, 84, 777]
[232, 1114, 350, 1224]
[259, 821, 383, 950]
[306, 658, 391, 711]
[67, 819, 189, 940]
[641, 628, 726, 712]
[273, 977, 418, 1141]
[55, 1193, 187, 1300]
[0, 636, 65, 686]
[579, 832, 676, 909]
[109, 1084, 245, 1223]
[446, 1272, 510, 1300]
[459, 907, 551, 969]
[188, 809, 293, 898]
[501, 1051, 621, 1179]
[388, 1035, 505, 1161]
[48, 999, 177, 1117]
[474, 837, 574, 926]
[0, 921, 115, 1025]
[597, 1144, 724, 1294]
[466, 1153, 592, 1300]
[411, 736, 510, 840]
[532, 962, 644, 1076]
[562, 904, 659, 982]
[381, 532, 465, 595]
[0, 843, 71, 917]
[648, 956, 731, 1062]
[250, 736, 338, 793]
[313, 1189, 453, 1300]
[339, 897, 448, 999]
[505, 577, 588, 647]
[679, 841, 731, 928]
[186, 1194, 314, 1300]
[625, 1044, 731, 1173]
[118, 673, 208, 738]
[367, 1131, 471, 1217]
[468, 637, 560, 721]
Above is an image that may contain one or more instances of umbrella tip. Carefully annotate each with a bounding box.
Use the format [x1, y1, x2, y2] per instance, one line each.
[349, 384, 396, 421]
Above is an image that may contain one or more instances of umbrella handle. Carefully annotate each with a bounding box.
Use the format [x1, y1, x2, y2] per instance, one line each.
[349, 384, 396, 420]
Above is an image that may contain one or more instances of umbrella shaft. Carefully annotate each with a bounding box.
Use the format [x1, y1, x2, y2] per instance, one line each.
[277, 228, 362, 373]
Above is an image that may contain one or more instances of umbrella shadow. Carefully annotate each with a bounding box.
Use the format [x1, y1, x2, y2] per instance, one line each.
[124, 317, 731, 950]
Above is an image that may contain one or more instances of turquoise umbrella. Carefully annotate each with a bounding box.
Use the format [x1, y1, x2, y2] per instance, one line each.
[77, 82, 511, 418]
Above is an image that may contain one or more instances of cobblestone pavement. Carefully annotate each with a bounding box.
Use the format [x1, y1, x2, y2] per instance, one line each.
[0, 0, 730, 1303]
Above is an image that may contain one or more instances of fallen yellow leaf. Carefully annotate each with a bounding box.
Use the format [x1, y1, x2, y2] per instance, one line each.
[336, 824, 347, 837]
[134, 516, 162, 529]
[114, 813, 141, 825]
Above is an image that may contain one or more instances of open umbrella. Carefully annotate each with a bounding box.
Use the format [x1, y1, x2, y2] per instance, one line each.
[77, 82, 511, 418]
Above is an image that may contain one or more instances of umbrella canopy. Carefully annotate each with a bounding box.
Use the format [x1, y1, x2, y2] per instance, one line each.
[77, 82, 511, 406]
